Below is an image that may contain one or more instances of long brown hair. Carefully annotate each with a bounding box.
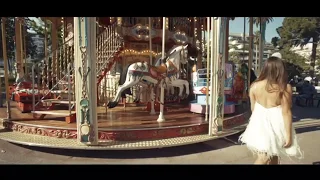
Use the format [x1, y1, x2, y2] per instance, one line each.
[256, 56, 288, 95]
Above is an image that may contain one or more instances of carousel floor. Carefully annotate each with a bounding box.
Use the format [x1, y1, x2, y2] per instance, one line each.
[0, 101, 250, 142]
[3, 103, 207, 130]
[2, 101, 248, 130]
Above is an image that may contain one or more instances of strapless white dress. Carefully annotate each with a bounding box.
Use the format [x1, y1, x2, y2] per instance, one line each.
[239, 102, 303, 160]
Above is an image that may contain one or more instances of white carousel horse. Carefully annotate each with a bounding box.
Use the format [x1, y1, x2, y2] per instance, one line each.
[107, 45, 190, 109]
[132, 55, 186, 103]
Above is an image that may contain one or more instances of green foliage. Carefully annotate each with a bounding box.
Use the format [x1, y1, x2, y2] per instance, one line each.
[29, 18, 64, 48]
[254, 31, 260, 44]
[277, 17, 320, 76]
[0, 17, 37, 60]
[278, 17, 320, 46]
[271, 37, 280, 47]
[278, 46, 309, 70]
[252, 17, 274, 27]
[246, 17, 274, 27]
[315, 49, 320, 71]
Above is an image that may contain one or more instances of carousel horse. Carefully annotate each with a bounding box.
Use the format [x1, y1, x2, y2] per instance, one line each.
[132, 55, 187, 103]
[107, 45, 190, 109]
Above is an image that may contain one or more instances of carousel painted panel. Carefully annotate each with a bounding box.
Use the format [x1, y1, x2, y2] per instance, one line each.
[120, 24, 193, 45]
[190, 60, 236, 115]
[121, 24, 160, 41]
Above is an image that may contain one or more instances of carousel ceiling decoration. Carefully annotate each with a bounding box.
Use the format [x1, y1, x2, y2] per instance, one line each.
[172, 30, 188, 44]
[131, 24, 157, 41]
[120, 49, 161, 57]
[172, 17, 190, 29]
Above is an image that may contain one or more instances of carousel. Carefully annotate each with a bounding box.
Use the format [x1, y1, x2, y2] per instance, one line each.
[0, 17, 253, 150]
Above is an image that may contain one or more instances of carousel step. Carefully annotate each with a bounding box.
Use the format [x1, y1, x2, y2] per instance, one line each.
[32, 110, 76, 116]
[41, 99, 75, 104]
[50, 90, 74, 94]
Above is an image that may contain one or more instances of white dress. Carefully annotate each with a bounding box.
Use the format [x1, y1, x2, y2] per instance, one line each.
[239, 102, 303, 160]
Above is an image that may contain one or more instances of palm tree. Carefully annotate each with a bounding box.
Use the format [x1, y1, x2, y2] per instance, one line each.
[253, 31, 260, 70]
[251, 17, 274, 27]
[246, 17, 273, 72]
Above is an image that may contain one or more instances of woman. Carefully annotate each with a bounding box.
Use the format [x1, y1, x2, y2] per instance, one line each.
[239, 56, 303, 164]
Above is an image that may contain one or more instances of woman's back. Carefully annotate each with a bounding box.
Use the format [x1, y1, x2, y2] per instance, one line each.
[251, 80, 283, 109]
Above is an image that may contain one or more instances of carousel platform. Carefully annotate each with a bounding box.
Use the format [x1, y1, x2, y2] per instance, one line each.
[0, 125, 247, 150]
[0, 102, 251, 150]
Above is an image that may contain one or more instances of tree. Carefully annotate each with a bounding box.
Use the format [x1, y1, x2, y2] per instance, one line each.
[315, 49, 320, 73]
[279, 46, 309, 69]
[28, 18, 64, 48]
[252, 17, 274, 27]
[0, 17, 37, 60]
[271, 37, 280, 48]
[277, 17, 320, 76]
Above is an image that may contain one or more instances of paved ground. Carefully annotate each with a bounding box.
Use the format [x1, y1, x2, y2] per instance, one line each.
[0, 104, 319, 164]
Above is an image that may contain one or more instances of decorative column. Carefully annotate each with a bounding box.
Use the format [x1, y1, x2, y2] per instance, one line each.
[248, 17, 254, 84]
[14, 18, 23, 82]
[209, 17, 216, 135]
[74, 17, 98, 145]
[209, 17, 226, 135]
[1, 18, 11, 119]
[205, 17, 210, 122]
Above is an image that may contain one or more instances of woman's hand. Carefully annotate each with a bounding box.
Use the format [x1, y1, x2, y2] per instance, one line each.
[283, 136, 292, 148]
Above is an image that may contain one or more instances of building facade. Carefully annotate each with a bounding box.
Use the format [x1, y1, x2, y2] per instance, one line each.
[228, 33, 274, 70]
[290, 43, 320, 75]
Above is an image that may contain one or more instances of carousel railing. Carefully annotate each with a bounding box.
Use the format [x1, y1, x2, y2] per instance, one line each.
[32, 22, 123, 112]
[31, 40, 74, 110]
[31, 37, 75, 110]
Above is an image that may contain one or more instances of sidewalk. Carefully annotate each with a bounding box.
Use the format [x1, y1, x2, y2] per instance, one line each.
[0, 104, 319, 164]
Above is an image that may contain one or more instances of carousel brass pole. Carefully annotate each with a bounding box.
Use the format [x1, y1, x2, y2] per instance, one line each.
[258, 17, 265, 75]
[224, 18, 229, 62]
[148, 17, 156, 115]
[248, 17, 253, 85]
[148, 17, 152, 65]
[1, 17, 12, 119]
[208, 17, 215, 136]
[205, 17, 210, 122]
[243, 17, 246, 62]
[157, 17, 166, 122]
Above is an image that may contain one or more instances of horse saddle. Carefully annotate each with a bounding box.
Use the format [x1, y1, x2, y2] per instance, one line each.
[150, 64, 167, 77]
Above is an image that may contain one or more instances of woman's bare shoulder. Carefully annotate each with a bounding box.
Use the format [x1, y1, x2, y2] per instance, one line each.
[250, 81, 262, 90]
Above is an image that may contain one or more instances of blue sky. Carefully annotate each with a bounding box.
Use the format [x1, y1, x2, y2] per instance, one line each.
[229, 17, 284, 43]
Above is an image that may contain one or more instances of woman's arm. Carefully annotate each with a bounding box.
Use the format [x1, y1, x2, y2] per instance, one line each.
[281, 84, 293, 141]
[249, 84, 256, 112]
